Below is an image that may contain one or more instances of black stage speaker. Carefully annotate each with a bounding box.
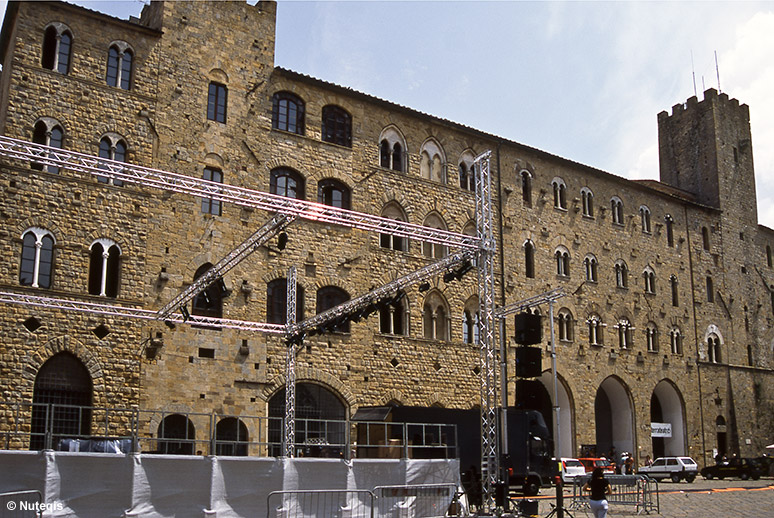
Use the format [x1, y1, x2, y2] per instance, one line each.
[514, 312, 542, 345]
[514, 379, 544, 409]
[514, 346, 542, 378]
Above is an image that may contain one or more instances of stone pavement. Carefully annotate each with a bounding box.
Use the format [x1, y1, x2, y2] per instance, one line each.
[510, 478, 774, 517]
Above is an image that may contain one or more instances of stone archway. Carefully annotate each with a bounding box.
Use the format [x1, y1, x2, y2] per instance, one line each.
[650, 380, 687, 457]
[595, 376, 635, 462]
[538, 371, 574, 458]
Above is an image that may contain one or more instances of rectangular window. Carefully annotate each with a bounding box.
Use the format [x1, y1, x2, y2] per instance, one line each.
[207, 82, 227, 123]
[201, 168, 223, 215]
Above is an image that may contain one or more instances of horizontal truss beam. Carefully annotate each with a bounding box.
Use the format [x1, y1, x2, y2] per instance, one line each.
[0, 291, 286, 334]
[0, 136, 479, 250]
[493, 287, 566, 319]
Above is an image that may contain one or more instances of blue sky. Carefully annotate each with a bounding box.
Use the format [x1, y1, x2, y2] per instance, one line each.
[4, 0, 774, 227]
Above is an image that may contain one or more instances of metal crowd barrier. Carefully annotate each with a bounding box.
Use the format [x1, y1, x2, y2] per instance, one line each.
[267, 485, 468, 518]
[0, 491, 43, 518]
[570, 474, 659, 515]
[267, 489, 374, 518]
[373, 484, 463, 517]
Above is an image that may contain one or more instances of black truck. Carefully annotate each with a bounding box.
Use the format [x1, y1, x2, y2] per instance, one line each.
[502, 408, 556, 495]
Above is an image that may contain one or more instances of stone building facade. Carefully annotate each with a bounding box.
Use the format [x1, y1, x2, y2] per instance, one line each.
[0, 0, 772, 468]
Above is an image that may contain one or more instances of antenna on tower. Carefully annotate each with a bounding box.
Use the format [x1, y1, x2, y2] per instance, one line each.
[715, 50, 721, 92]
[691, 50, 697, 97]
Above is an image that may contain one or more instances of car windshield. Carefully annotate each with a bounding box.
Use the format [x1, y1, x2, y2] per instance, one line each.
[596, 459, 611, 467]
[565, 460, 583, 468]
[679, 457, 695, 464]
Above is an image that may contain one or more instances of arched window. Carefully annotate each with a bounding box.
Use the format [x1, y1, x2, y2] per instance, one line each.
[317, 286, 350, 333]
[422, 291, 449, 341]
[615, 260, 629, 288]
[645, 322, 658, 352]
[19, 228, 55, 289]
[270, 167, 305, 200]
[419, 140, 445, 183]
[201, 167, 223, 215]
[88, 239, 120, 297]
[588, 315, 604, 346]
[462, 297, 480, 344]
[665, 215, 675, 247]
[191, 263, 223, 319]
[268, 383, 346, 457]
[524, 240, 535, 279]
[106, 42, 133, 90]
[670, 275, 679, 306]
[557, 308, 574, 342]
[207, 81, 228, 123]
[458, 152, 475, 191]
[422, 214, 447, 259]
[643, 267, 656, 294]
[581, 187, 594, 217]
[702, 226, 710, 251]
[157, 414, 196, 455]
[215, 417, 249, 456]
[272, 92, 305, 135]
[611, 197, 624, 225]
[41, 24, 72, 74]
[707, 334, 721, 363]
[555, 247, 570, 277]
[670, 327, 682, 354]
[321, 105, 351, 147]
[32, 119, 64, 174]
[640, 205, 652, 233]
[317, 178, 351, 209]
[97, 135, 127, 186]
[520, 170, 532, 206]
[380, 202, 408, 251]
[31, 352, 92, 450]
[617, 318, 633, 349]
[267, 278, 304, 324]
[378, 127, 406, 172]
[584, 254, 598, 283]
[379, 291, 406, 336]
[552, 177, 567, 210]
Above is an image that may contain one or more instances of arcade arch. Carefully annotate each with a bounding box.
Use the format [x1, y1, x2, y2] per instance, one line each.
[650, 380, 687, 458]
[594, 377, 634, 461]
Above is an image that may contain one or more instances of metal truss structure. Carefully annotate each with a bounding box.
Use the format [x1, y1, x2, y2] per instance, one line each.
[283, 266, 298, 458]
[0, 137, 502, 511]
[0, 290, 286, 334]
[157, 213, 295, 321]
[0, 136, 478, 251]
[472, 151, 499, 509]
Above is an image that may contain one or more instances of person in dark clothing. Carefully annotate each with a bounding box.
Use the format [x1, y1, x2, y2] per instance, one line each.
[583, 467, 611, 518]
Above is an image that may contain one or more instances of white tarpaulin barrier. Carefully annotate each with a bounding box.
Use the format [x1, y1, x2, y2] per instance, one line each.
[0, 451, 461, 518]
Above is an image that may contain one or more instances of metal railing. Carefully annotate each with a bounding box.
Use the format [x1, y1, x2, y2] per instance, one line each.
[569, 474, 660, 515]
[0, 491, 43, 518]
[0, 402, 458, 460]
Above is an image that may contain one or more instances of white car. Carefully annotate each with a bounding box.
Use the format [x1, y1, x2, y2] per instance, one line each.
[638, 456, 698, 482]
[561, 457, 587, 483]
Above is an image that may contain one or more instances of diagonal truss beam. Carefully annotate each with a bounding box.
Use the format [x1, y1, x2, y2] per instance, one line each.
[0, 136, 479, 250]
[288, 249, 476, 339]
[157, 213, 295, 320]
[0, 291, 286, 334]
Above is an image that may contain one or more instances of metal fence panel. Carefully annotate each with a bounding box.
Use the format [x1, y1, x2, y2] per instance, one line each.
[267, 490, 374, 518]
[569, 474, 659, 515]
[374, 484, 461, 518]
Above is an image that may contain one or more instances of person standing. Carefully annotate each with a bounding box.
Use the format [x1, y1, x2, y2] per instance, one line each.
[583, 467, 612, 518]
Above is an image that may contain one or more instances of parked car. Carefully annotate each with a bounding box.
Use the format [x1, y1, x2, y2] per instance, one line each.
[560, 458, 587, 483]
[638, 456, 698, 482]
[578, 457, 615, 474]
[701, 457, 764, 480]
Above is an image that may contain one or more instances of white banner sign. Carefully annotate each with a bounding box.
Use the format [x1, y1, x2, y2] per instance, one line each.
[651, 422, 672, 438]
